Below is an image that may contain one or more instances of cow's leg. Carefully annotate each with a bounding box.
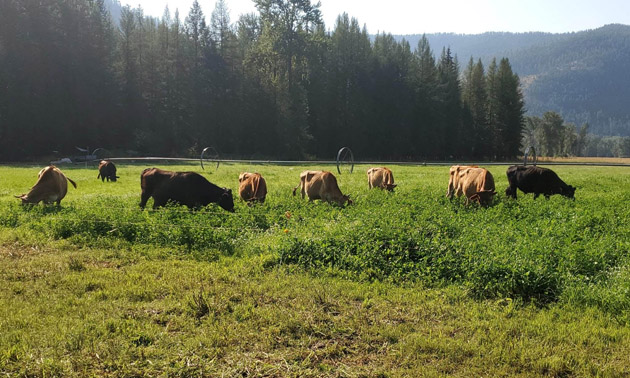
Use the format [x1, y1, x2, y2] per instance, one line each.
[534, 193, 540, 199]
[139, 191, 151, 209]
[152, 195, 167, 209]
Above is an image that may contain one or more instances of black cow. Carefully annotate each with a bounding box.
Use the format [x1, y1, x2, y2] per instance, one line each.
[505, 165, 576, 200]
[97, 160, 119, 182]
[139, 168, 234, 211]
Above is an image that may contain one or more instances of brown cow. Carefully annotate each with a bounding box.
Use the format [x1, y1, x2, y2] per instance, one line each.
[367, 167, 396, 191]
[16, 165, 77, 205]
[293, 170, 352, 206]
[140, 168, 234, 211]
[292, 170, 322, 198]
[238, 172, 267, 203]
[97, 160, 119, 182]
[446, 165, 478, 198]
[447, 166, 496, 206]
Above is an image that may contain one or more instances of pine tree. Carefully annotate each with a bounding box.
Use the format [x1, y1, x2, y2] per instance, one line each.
[411, 35, 440, 159]
[249, 0, 324, 158]
[210, 0, 234, 58]
[462, 58, 489, 158]
[437, 47, 462, 158]
[496, 58, 525, 158]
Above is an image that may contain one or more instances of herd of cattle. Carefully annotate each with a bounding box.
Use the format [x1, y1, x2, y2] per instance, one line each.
[14, 161, 576, 211]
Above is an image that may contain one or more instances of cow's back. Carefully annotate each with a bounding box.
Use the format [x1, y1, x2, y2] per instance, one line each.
[98, 160, 117, 181]
[239, 172, 267, 202]
[447, 165, 477, 197]
[306, 171, 348, 205]
[507, 166, 544, 193]
[506, 165, 573, 198]
[140, 168, 233, 210]
[21, 166, 70, 204]
[368, 167, 395, 190]
[453, 167, 495, 205]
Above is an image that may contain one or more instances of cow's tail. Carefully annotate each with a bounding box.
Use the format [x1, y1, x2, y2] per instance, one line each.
[67, 177, 78, 189]
[292, 184, 299, 196]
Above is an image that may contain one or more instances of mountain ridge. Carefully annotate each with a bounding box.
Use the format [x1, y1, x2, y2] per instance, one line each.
[396, 24, 630, 136]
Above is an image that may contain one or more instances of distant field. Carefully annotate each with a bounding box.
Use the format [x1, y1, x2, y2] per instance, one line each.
[1, 162, 630, 376]
[534, 156, 630, 164]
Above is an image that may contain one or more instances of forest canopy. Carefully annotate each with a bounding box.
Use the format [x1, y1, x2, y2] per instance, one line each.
[1, 0, 527, 161]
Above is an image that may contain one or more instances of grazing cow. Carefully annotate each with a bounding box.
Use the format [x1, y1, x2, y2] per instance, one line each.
[505, 165, 575, 200]
[292, 170, 322, 198]
[97, 160, 119, 182]
[238, 172, 267, 203]
[446, 165, 478, 198]
[293, 170, 352, 206]
[16, 165, 77, 205]
[367, 167, 397, 191]
[139, 168, 234, 211]
[447, 166, 496, 206]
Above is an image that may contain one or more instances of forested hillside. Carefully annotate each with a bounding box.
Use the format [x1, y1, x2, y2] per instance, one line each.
[0, 0, 524, 161]
[401, 25, 630, 137]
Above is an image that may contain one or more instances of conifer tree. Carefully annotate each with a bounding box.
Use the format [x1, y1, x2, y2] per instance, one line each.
[496, 58, 525, 158]
[437, 47, 462, 158]
[462, 58, 489, 158]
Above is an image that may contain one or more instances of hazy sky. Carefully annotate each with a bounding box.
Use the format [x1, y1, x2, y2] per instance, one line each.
[119, 0, 630, 35]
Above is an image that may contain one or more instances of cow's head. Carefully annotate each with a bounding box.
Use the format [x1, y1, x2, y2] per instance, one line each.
[470, 190, 496, 207]
[342, 195, 353, 206]
[218, 188, 235, 212]
[14, 194, 30, 205]
[111, 175, 119, 182]
[386, 183, 397, 192]
[562, 185, 576, 200]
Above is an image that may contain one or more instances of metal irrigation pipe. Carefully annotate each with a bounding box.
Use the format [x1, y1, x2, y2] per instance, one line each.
[336, 147, 355, 174]
[523, 146, 537, 166]
[90, 157, 630, 168]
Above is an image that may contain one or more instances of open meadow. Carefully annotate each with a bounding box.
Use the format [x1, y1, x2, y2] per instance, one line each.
[1, 162, 630, 376]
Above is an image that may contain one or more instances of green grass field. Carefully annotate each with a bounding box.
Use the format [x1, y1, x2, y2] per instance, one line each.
[1, 162, 630, 376]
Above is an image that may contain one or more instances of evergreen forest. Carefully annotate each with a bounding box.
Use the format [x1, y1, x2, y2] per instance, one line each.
[0, 0, 526, 161]
[403, 24, 630, 139]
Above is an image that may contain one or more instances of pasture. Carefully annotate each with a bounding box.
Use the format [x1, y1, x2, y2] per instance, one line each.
[1, 162, 630, 376]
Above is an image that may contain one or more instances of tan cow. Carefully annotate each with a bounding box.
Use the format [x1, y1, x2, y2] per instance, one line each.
[446, 165, 478, 198]
[293, 170, 352, 206]
[238, 172, 267, 204]
[292, 170, 322, 198]
[447, 166, 496, 206]
[16, 165, 77, 205]
[367, 167, 396, 191]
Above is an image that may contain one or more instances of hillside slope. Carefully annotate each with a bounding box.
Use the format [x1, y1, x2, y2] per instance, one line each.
[398, 24, 630, 136]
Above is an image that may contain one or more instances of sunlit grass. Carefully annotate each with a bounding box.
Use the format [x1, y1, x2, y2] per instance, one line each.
[1, 162, 630, 375]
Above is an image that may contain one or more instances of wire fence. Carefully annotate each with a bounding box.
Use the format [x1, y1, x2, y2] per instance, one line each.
[96, 157, 630, 168]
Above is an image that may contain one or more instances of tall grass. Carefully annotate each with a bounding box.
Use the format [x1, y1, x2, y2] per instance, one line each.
[1, 163, 629, 315]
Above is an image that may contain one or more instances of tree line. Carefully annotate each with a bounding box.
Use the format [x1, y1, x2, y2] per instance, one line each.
[0, 0, 526, 161]
[523, 112, 630, 158]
